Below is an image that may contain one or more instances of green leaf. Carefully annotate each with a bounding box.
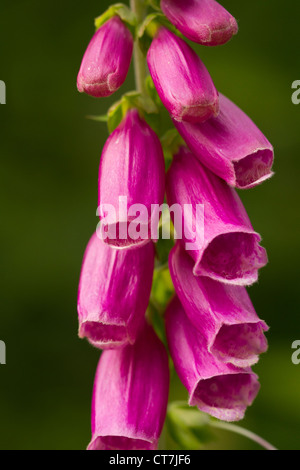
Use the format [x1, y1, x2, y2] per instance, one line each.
[160, 128, 185, 170]
[166, 402, 213, 450]
[86, 114, 108, 123]
[106, 91, 159, 133]
[95, 4, 137, 37]
[151, 267, 174, 310]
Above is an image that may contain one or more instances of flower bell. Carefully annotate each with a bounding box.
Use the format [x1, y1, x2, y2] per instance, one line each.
[166, 296, 260, 422]
[166, 146, 268, 285]
[147, 27, 219, 123]
[174, 93, 274, 189]
[77, 233, 155, 349]
[77, 16, 133, 98]
[87, 322, 169, 450]
[161, 0, 238, 46]
[98, 109, 165, 248]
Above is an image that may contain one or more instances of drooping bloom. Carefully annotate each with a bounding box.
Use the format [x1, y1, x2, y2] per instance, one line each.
[161, 0, 238, 46]
[77, 233, 155, 349]
[169, 243, 268, 367]
[174, 93, 274, 189]
[166, 296, 260, 422]
[147, 27, 219, 123]
[98, 109, 165, 248]
[77, 16, 133, 98]
[87, 321, 169, 450]
[166, 146, 268, 285]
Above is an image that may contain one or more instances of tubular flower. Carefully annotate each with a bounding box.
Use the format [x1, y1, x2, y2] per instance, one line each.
[147, 27, 219, 123]
[174, 93, 274, 189]
[166, 296, 260, 422]
[77, 16, 133, 98]
[166, 146, 268, 285]
[169, 243, 269, 368]
[87, 322, 169, 450]
[77, 233, 155, 349]
[161, 0, 238, 46]
[98, 109, 165, 248]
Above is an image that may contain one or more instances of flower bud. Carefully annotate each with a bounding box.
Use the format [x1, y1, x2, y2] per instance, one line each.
[87, 322, 169, 450]
[166, 296, 260, 422]
[174, 93, 274, 189]
[169, 243, 268, 367]
[78, 233, 155, 349]
[77, 16, 133, 98]
[161, 0, 238, 46]
[98, 109, 165, 248]
[147, 27, 219, 123]
[166, 146, 267, 285]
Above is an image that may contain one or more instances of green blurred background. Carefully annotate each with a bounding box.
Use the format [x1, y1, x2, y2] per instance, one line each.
[0, 0, 299, 450]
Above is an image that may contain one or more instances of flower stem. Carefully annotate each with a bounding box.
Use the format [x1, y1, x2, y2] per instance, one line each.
[130, 0, 147, 94]
[210, 421, 277, 451]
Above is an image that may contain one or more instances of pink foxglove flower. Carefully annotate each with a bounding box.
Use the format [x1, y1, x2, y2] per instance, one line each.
[174, 93, 274, 189]
[161, 0, 238, 46]
[87, 322, 169, 450]
[166, 296, 260, 422]
[98, 109, 165, 248]
[77, 16, 133, 98]
[147, 27, 219, 123]
[166, 146, 267, 285]
[169, 243, 268, 367]
[77, 233, 155, 349]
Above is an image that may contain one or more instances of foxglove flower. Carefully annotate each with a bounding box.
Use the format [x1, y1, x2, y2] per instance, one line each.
[77, 233, 155, 349]
[166, 146, 268, 285]
[98, 109, 165, 248]
[169, 243, 268, 367]
[166, 296, 260, 422]
[161, 0, 238, 46]
[77, 16, 133, 98]
[174, 93, 274, 189]
[87, 322, 169, 450]
[147, 27, 219, 123]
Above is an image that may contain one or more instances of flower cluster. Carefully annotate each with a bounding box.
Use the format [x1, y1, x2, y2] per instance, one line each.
[76, 0, 274, 450]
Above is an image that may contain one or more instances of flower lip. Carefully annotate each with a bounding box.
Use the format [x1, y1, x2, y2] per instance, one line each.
[87, 435, 157, 451]
[210, 322, 269, 368]
[190, 372, 260, 422]
[78, 320, 133, 350]
[233, 149, 274, 189]
[194, 231, 268, 285]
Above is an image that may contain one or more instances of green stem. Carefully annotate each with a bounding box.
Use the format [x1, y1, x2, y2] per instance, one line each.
[210, 421, 277, 451]
[130, 0, 147, 94]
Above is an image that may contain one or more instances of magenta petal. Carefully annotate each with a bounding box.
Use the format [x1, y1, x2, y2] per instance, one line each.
[87, 322, 169, 450]
[166, 146, 268, 285]
[98, 109, 165, 248]
[174, 93, 274, 188]
[147, 27, 219, 123]
[161, 0, 238, 46]
[166, 296, 260, 422]
[77, 233, 155, 349]
[77, 16, 133, 98]
[169, 243, 269, 367]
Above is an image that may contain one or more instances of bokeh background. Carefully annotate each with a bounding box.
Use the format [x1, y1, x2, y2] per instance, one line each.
[0, 0, 299, 450]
